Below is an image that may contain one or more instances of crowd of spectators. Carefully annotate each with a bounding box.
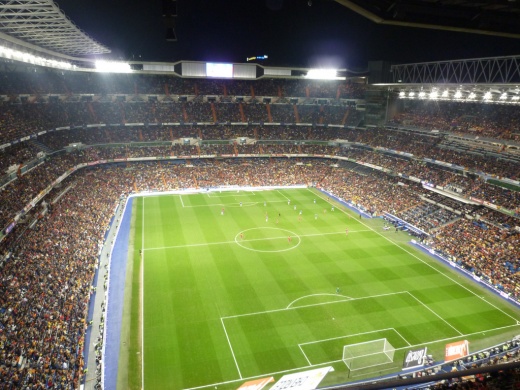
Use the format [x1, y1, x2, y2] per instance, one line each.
[1, 101, 519, 190]
[334, 147, 520, 209]
[0, 102, 359, 145]
[0, 153, 519, 388]
[0, 70, 365, 99]
[424, 219, 520, 297]
[184, 102, 214, 123]
[281, 79, 366, 100]
[479, 210, 519, 229]
[389, 100, 520, 142]
[0, 151, 84, 230]
[213, 103, 243, 122]
[0, 144, 39, 174]
[3, 67, 520, 149]
[469, 182, 520, 211]
[0, 170, 125, 389]
[269, 104, 297, 124]
[3, 68, 520, 388]
[1, 139, 519, 237]
[319, 164, 425, 216]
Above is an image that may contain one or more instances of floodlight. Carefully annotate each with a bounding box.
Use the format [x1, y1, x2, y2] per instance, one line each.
[95, 60, 132, 73]
[0, 47, 9, 57]
[408, 92, 415, 97]
[468, 92, 476, 99]
[399, 91, 405, 98]
[418, 91, 426, 98]
[0, 45, 73, 70]
[512, 95, 520, 101]
[483, 91, 492, 100]
[441, 90, 449, 98]
[454, 91, 462, 99]
[500, 93, 508, 100]
[305, 69, 338, 80]
[429, 91, 438, 99]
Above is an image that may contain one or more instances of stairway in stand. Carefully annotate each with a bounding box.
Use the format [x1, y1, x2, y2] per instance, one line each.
[341, 107, 350, 125]
[28, 139, 54, 154]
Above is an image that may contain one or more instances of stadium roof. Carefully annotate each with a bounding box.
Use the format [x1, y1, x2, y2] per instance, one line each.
[334, 0, 520, 39]
[0, 0, 110, 57]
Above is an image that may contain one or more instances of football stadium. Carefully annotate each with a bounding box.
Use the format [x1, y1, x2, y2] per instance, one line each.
[0, 1, 520, 389]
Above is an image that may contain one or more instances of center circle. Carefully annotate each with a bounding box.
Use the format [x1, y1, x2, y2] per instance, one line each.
[235, 227, 301, 253]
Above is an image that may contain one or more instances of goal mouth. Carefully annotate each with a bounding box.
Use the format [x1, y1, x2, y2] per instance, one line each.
[342, 338, 395, 372]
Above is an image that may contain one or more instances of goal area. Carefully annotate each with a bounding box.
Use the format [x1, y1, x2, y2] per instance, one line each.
[342, 338, 395, 372]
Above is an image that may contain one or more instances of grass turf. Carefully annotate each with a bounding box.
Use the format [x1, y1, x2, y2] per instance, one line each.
[122, 188, 520, 390]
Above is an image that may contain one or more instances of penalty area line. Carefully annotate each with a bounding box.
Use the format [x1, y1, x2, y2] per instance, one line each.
[299, 344, 312, 365]
[220, 318, 242, 379]
[180, 321, 520, 390]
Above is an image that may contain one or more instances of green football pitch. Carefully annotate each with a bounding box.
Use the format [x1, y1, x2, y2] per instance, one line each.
[118, 188, 520, 390]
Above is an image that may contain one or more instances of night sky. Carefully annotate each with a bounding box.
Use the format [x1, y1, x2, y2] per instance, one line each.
[53, 0, 520, 70]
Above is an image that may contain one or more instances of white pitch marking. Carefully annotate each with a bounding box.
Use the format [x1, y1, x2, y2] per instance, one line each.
[222, 291, 408, 320]
[298, 344, 312, 366]
[141, 197, 145, 390]
[406, 292, 463, 336]
[298, 327, 400, 347]
[180, 322, 520, 390]
[277, 189, 290, 201]
[220, 317, 242, 379]
[287, 293, 353, 309]
[180, 325, 516, 390]
[311, 188, 520, 324]
[145, 230, 370, 251]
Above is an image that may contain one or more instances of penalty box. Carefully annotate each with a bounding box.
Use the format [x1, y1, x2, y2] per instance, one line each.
[220, 293, 416, 378]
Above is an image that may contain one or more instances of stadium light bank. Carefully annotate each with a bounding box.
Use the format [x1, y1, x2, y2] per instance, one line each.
[95, 60, 132, 73]
[0, 46, 132, 73]
[305, 68, 344, 80]
[397, 87, 520, 104]
[0, 45, 75, 70]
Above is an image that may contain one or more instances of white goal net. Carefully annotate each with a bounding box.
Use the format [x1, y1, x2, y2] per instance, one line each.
[342, 338, 395, 372]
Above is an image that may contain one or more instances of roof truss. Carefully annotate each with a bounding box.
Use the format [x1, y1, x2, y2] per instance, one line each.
[0, 0, 110, 56]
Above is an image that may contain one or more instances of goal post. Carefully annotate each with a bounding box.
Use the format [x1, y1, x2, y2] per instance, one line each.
[342, 338, 395, 372]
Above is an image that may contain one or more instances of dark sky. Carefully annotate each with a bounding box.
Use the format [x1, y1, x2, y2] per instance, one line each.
[54, 0, 520, 70]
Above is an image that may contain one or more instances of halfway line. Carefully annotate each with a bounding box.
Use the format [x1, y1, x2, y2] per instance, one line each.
[144, 230, 371, 251]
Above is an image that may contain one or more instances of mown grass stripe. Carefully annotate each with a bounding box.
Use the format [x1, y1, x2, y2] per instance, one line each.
[126, 189, 520, 390]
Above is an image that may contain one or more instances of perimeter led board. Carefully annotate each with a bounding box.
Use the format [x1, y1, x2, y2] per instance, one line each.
[206, 62, 233, 78]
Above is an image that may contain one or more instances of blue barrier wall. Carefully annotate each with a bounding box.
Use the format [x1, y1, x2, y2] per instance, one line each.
[104, 197, 134, 390]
